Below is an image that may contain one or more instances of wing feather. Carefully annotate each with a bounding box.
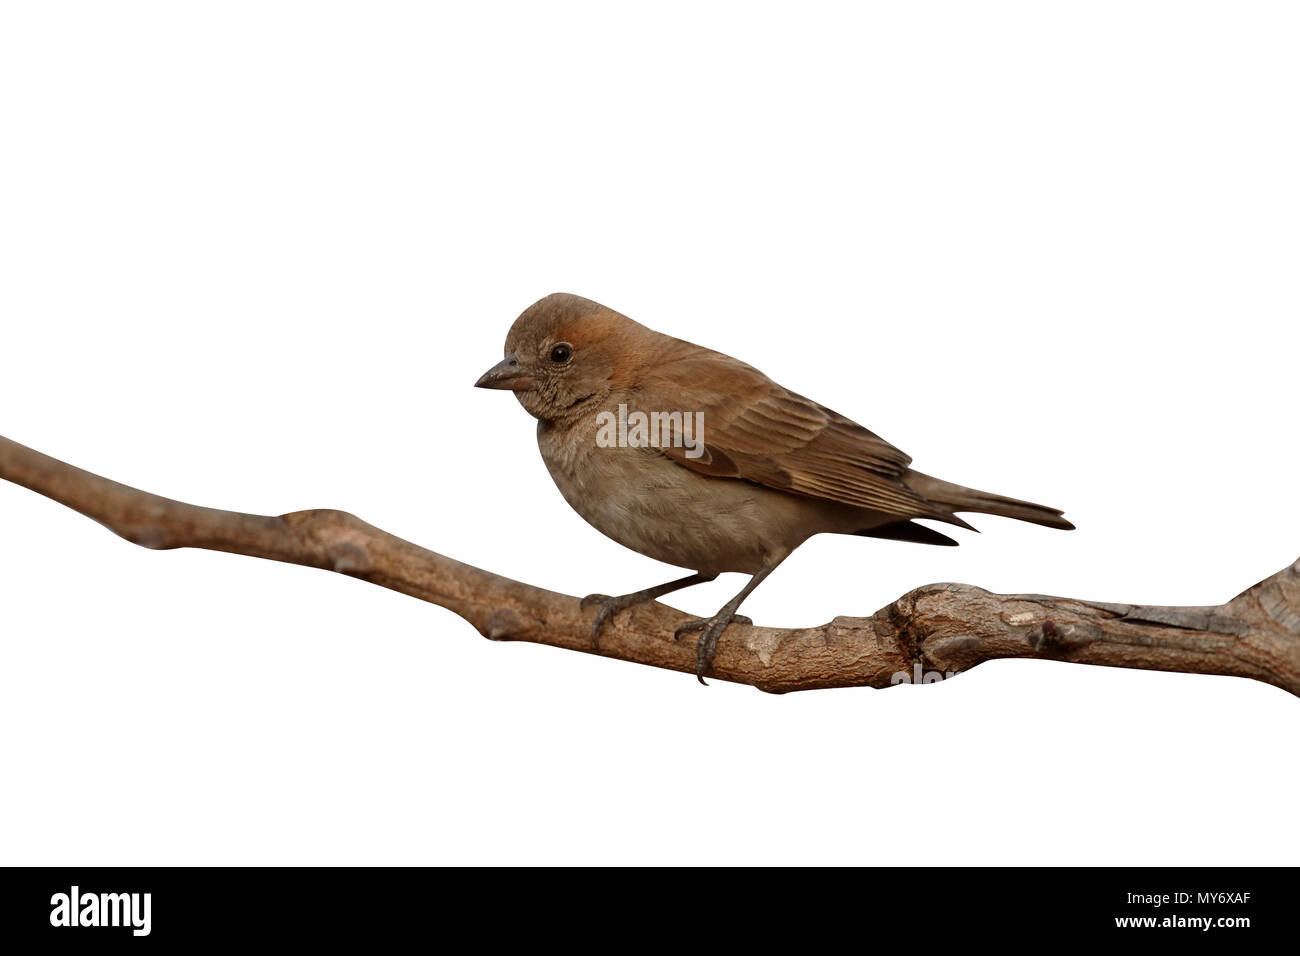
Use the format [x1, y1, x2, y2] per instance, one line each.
[637, 346, 944, 520]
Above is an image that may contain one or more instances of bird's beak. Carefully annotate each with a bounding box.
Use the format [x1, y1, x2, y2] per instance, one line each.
[474, 353, 534, 391]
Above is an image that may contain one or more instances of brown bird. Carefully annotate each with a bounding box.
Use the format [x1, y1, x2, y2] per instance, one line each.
[476, 293, 1073, 682]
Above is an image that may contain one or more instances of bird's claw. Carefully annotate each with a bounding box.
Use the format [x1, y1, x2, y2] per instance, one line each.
[673, 613, 751, 638]
[673, 613, 752, 684]
[581, 593, 621, 649]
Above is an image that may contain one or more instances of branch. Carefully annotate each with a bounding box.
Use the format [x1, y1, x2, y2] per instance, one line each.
[2, 434, 1297, 695]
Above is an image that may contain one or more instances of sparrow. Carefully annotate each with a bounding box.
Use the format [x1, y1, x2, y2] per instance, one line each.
[476, 293, 1073, 682]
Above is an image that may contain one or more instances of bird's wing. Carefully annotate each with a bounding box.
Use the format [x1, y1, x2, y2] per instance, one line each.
[638, 347, 943, 519]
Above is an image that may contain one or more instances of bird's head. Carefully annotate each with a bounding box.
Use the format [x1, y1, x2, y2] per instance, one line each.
[474, 292, 649, 421]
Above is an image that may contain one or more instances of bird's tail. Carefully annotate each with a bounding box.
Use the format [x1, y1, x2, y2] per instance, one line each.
[904, 471, 1075, 531]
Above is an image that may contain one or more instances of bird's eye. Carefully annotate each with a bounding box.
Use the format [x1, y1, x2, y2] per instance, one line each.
[549, 343, 573, 364]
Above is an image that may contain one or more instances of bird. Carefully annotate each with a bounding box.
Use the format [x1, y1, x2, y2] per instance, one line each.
[475, 292, 1073, 683]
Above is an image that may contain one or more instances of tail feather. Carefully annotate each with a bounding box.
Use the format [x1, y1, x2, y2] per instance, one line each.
[905, 470, 1075, 531]
[855, 520, 960, 547]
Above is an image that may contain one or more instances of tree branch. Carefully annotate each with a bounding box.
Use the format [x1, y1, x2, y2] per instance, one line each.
[2, 434, 1297, 695]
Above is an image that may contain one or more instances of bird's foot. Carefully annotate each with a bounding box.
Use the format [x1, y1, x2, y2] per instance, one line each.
[581, 593, 642, 649]
[673, 613, 752, 684]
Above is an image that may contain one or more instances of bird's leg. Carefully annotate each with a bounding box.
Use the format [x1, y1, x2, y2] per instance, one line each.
[581, 572, 717, 648]
[675, 556, 787, 684]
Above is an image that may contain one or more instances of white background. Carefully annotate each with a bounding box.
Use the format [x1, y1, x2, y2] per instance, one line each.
[2, 2, 1297, 865]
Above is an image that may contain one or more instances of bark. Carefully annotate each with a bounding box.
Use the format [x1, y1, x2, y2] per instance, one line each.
[2, 434, 1296, 695]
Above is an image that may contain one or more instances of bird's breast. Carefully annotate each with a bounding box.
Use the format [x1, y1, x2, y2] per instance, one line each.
[536, 415, 816, 574]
